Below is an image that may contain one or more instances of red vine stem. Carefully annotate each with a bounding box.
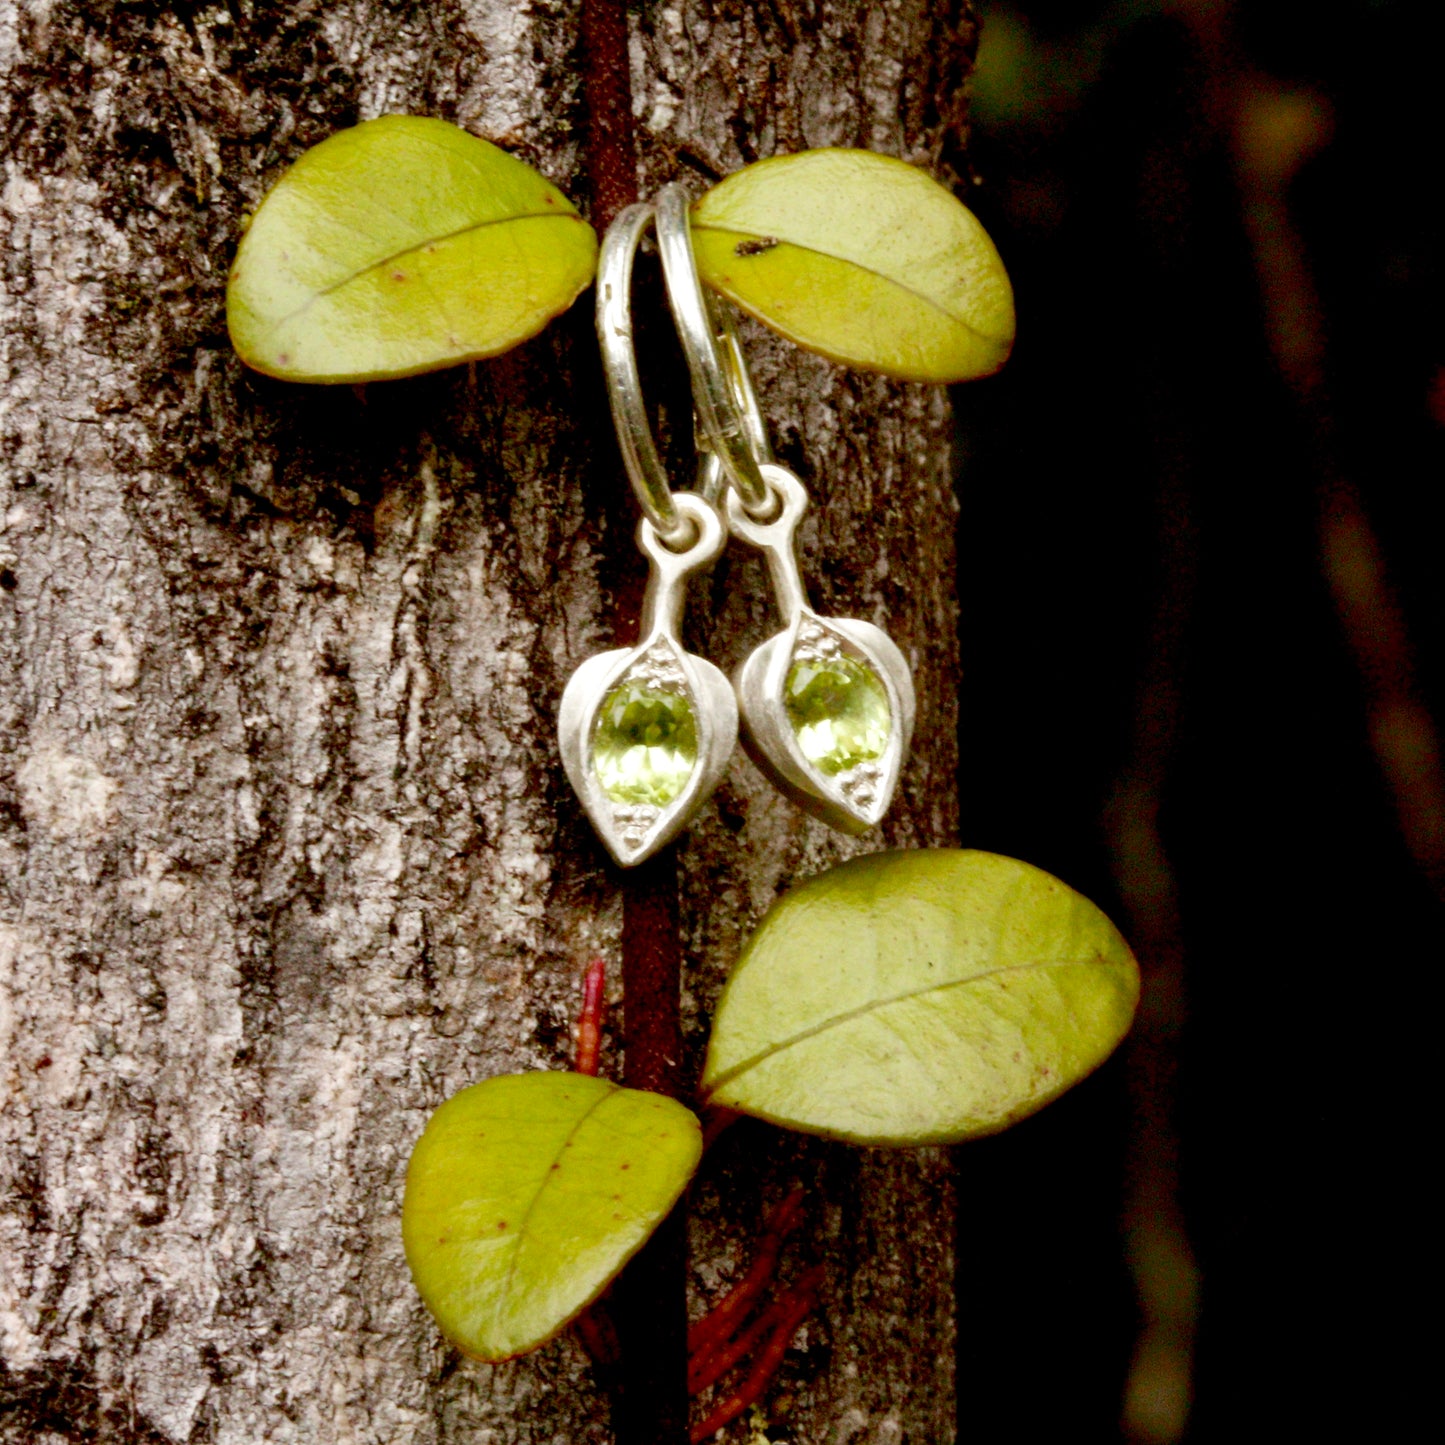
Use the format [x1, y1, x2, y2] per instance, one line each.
[699, 1105, 741, 1152]
[581, 7, 688, 1443]
[574, 957, 606, 1076]
[686, 1191, 805, 1360]
[570, 960, 621, 1366]
[689, 1269, 825, 1444]
[574, 1302, 622, 1368]
[688, 1263, 825, 1398]
[580, 0, 637, 232]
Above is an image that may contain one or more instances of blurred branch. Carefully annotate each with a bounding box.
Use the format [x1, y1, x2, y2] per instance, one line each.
[1231, 76, 1445, 902]
[1106, 459, 1201, 1445]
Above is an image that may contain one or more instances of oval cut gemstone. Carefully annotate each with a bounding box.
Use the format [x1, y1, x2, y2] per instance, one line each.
[784, 655, 890, 774]
[593, 681, 698, 806]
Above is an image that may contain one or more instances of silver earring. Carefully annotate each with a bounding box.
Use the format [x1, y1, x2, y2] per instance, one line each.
[557, 202, 739, 867]
[653, 184, 915, 835]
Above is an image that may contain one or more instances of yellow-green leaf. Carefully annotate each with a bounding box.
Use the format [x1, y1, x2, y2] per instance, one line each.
[692, 149, 1015, 383]
[402, 1071, 700, 1361]
[227, 115, 597, 383]
[701, 850, 1138, 1145]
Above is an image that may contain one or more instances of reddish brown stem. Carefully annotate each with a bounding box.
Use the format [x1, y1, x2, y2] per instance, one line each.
[686, 1191, 805, 1360]
[620, 855, 683, 1096]
[574, 957, 606, 1077]
[580, 0, 637, 231]
[611, 856, 687, 1442]
[688, 1307, 773, 1397]
[699, 1106, 741, 1152]
[580, 10, 687, 1440]
[687, 1264, 825, 1396]
[574, 1302, 622, 1368]
[570, 957, 613, 1373]
[688, 1272, 824, 1444]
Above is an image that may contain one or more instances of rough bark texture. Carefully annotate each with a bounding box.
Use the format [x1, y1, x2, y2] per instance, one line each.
[0, 3, 975, 1442]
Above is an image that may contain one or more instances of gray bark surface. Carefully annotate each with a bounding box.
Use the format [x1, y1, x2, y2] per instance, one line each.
[0, 3, 975, 1442]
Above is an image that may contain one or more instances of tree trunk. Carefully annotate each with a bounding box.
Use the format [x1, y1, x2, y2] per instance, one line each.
[0, 3, 975, 1442]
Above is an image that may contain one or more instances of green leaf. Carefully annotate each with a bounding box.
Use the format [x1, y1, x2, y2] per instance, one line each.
[227, 115, 597, 383]
[691, 149, 1015, 383]
[403, 1071, 701, 1361]
[701, 850, 1138, 1145]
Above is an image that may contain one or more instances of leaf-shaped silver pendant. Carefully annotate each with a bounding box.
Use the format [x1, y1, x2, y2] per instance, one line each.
[728, 465, 915, 835]
[559, 494, 737, 866]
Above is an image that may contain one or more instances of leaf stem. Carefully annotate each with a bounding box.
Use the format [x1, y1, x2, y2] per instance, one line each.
[699, 1105, 741, 1152]
[573, 1301, 622, 1368]
[575, 957, 607, 1077]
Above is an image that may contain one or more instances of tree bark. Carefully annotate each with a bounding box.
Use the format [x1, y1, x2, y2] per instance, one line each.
[0, 3, 976, 1442]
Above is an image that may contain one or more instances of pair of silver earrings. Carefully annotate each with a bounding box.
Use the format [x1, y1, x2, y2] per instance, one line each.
[558, 185, 916, 867]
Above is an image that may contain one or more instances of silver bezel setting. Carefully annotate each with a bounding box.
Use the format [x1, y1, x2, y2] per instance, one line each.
[735, 610, 915, 836]
[559, 631, 738, 867]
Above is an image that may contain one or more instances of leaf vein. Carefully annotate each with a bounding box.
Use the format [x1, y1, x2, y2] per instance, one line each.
[692, 224, 1000, 342]
[496, 1083, 617, 1315]
[705, 957, 1105, 1096]
[263, 210, 581, 337]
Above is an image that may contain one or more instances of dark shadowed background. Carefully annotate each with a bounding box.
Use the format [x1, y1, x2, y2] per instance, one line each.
[952, 2, 1440, 1440]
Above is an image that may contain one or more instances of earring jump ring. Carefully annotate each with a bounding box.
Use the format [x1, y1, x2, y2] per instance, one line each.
[654, 183, 774, 516]
[596, 202, 692, 547]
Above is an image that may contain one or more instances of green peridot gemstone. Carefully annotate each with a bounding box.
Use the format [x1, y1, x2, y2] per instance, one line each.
[784, 655, 890, 774]
[593, 682, 698, 806]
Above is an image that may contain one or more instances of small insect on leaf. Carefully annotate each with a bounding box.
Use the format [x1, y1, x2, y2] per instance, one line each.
[403, 1071, 701, 1362]
[691, 149, 1015, 383]
[227, 115, 598, 383]
[701, 850, 1139, 1145]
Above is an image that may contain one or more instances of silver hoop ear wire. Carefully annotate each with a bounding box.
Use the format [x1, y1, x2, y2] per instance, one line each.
[696, 309, 775, 511]
[654, 183, 774, 515]
[596, 202, 693, 548]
